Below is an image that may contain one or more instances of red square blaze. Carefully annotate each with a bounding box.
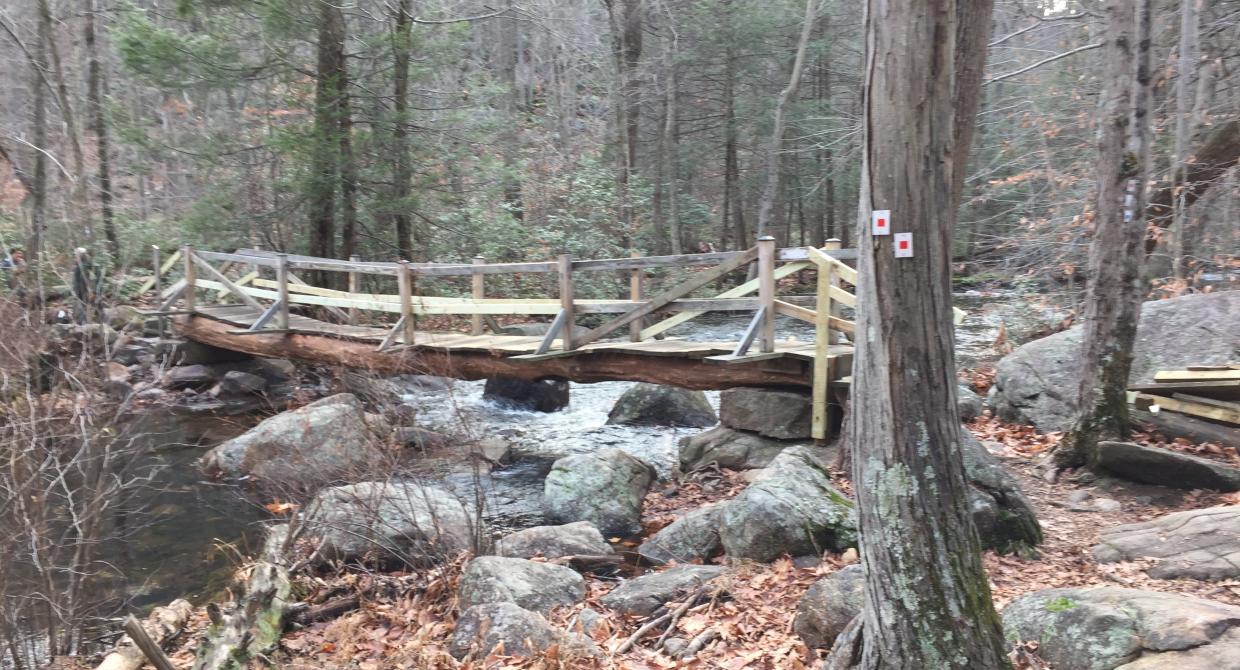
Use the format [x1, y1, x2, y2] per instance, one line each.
[898, 239, 909, 250]
[878, 217, 887, 229]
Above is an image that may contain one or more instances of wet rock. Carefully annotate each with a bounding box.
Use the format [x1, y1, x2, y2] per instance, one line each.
[496, 521, 614, 560]
[484, 376, 570, 412]
[719, 387, 811, 439]
[600, 565, 724, 616]
[638, 503, 724, 565]
[606, 383, 717, 428]
[458, 556, 585, 613]
[162, 364, 216, 389]
[679, 426, 795, 472]
[1002, 587, 1240, 670]
[304, 480, 473, 563]
[394, 426, 450, 450]
[960, 431, 1043, 553]
[957, 385, 985, 422]
[794, 565, 865, 649]
[449, 603, 558, 659]
[719, 446, 856, 562]
[1095, 441, 1240, 492]
[155, 339, 252, 366]
[471, 438, 512, 466]
[218, 370, 267, 395]
[112, 342, 154, 366]
[543, 448, 656, 537]
[991, 292, 1240, 432]
[1094, 506, 1240, 580]
[201, 393, 391, 487]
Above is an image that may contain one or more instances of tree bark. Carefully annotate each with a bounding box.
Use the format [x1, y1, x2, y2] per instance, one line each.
[390, 0, 415, 261]
[85, 0, 118, 262]
[830, 0, 1009, 666]
[755, 0, 817, 241]
[1170, 0, 1200, 280]
[660, 4, 682, 254]
[30, 0, 49, 300]
[308, 2, 347, 280]
[1055, 0, 1152, 470]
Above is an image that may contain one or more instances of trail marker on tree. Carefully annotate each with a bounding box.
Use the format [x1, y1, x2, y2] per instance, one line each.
[871, 209, 891, 235]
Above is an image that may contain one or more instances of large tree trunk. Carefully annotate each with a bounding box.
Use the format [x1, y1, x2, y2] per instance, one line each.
[827, 0, 1009, 667]
[1054, 0, 1152, 470]
[755, 0, 817, 242]
[389, 0, 415, 261]
[606, 0, 642, 246]
[30, 0, 49, 303]
[308, 2, 347, 280]
[659, 7, 682, 254]
[85, 0, 118, 263]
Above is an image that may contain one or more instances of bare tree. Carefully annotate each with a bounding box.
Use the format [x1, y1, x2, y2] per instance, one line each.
[1054, 0, 1153, 470]
[85, 0, 118, 262]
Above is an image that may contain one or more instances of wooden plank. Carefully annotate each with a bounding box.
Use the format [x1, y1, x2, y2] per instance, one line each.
[705, 351, 787, 365]
[537, 309, 570, 355]
[182, 246, 196, 312]
[376, 315, 406, 352]
[806, 246, 858, 284]
[629, 250, 642, 342]
[135, 247, 181, 294]
[248, 300, 281, 332]
[398, 261, 415, 345]
[471, 256, 485, 335]
[276, 254, 290, 330]
[348, 255, 361, 326]
[194, 249, 279, 267]
[558, 254, 575, 351]
[578, 246, 760, 348]
[640, 258, 810, 339]
[1135, 392, 1240, 425]
[191, 253, 267, 312]
[217, 269, 258, 300]
[1187, 364, 1240, 371]
[1155, 370, 1240, 382]
[829, 315, 856, 335]
[812, 251, 834, 441]
[758, 237, 776, 353]
[732, 307, 765, 357]
[1129, 380, 1240, 399]
[774, 299, 816, 323]
[1172, 394, 1240, 411]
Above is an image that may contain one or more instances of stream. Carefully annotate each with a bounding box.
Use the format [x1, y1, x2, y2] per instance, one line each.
[6, 288, 1067, 665]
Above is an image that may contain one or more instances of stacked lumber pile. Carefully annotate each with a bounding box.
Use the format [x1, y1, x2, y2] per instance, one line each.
[1130, 366, 1240, 439]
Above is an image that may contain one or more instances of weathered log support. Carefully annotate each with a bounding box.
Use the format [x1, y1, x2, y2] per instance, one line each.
[174, 315, 816, 390]
[95, 599, 193, 670]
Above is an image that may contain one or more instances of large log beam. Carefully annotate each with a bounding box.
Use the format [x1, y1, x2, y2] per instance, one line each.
[174, 315, 814, 390]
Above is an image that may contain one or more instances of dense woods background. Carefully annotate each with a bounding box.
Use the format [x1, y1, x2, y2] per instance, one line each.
[1, 0, 1237, 290]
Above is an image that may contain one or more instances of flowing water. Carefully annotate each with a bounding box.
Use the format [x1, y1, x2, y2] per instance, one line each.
[5, 289, 1065, 665]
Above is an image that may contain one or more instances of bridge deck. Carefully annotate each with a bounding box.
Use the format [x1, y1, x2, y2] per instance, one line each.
[179, 305, 854, 391]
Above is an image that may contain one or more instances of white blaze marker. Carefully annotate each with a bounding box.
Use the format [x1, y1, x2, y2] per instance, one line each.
[894, 232, 913, 258]
[871, 209, 891, 236]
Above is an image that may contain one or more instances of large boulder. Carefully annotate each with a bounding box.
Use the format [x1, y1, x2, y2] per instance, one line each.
[1093, 506, 1240, 580]
[991, 292, 1240, 432]
[638, 503, 724, 565]
[606, 384, 717, 428]
[957, 385, 985, 422]
[794, 565, 865, 649]
[458, 556, 585, 614]
[303, 481, 473, 563]
[719, 387, 812, 439]
[1095, 441, 1240, 492]
[496, 521, 614, 559]
[543, 449, 656, 537]
[600, 565, 725, 616]
[201, 393, 391, 487]
[163, 364, 216, 389]
[450, 603, 593, 660]
[960, 431, 1043, 553]
[718, 446, 856, 562]
[679, 426, 794, 472]
[1002, 587, 1240, 670]
[484, 376, 570, 412]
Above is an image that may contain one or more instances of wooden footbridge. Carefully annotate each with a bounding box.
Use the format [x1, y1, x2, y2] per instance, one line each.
[146, 237, 859, 439]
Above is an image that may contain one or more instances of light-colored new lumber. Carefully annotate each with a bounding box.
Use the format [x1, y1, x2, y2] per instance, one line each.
[1135, 392, 1240, 425]
[1155, 369, 1240, 382]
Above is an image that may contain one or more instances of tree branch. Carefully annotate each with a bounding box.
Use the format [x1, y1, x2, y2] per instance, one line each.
[984, 42, 1103, 85]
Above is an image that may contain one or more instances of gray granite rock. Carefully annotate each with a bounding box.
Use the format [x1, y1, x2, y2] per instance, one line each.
[1094, 505, 1240, 580]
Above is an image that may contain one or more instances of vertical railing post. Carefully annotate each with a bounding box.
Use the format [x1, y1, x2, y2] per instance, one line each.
[182, 244, 195, 313]
[152, 245, 164, 336]
[757, 236, 776, 353]
[812, 249, 836, 441]
[276, 253, 290, 330]
[558, 253, 575, 351]
[629, 250, 642, 342]
[471, 255, 486, 336]
[398, 260, 416, 346]
[347, 255, 360, 326]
